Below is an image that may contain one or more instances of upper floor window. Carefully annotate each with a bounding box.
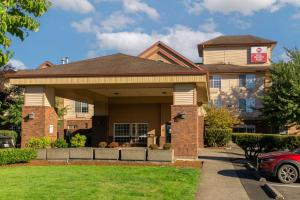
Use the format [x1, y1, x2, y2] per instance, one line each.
[210, 75, 221, 88]
[239, 98, 255, 113]
[239, 74, 256, 89]
[75, 101, 88, 113]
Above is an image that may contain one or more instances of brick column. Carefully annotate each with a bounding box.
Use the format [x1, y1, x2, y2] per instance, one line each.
[171, 105, 199, 159]
[21, 106, 58, 147]
[198, 116, 204, 148]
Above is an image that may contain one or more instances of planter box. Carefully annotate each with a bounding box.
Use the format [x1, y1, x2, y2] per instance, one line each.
[47, 148, 69, 160]
[94, 148, 120, 160]
[69, 148, 94, 160]
[121, 148, 147, 161]
[36, 149, 47, 160]
[147, 149, 174, 162]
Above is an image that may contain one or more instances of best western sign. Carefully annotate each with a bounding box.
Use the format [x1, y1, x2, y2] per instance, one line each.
[251, 46, 267, 63]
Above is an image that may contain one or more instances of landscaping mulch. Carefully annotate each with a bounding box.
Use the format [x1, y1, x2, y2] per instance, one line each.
[1, 160, 202, 168]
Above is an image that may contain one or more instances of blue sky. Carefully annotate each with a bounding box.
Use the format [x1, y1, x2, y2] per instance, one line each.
[8, 0, 300, 69]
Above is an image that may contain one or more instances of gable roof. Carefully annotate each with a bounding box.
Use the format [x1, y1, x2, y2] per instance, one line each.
[199, 64, 270, 73]
[139, 41, 206, 72]
[7, 53, 206, 78]
[198, 35, 277, 57]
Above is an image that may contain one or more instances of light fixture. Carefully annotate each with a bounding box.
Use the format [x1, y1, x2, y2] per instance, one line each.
[28, 112, 35, 119]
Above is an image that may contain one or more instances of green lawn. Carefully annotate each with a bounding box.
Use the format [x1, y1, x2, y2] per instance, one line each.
[0, 166, 200, 200]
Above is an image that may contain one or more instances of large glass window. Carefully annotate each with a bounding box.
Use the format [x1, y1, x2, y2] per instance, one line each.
[211, 97, 222, 107]
[233, 125, 256, 133]
[239, 74, 256, 89]
[239, 98, 255, 113]
[114, 123, 148, 144]
[209, 75, 221, 88]
[75, 101, 89, 113]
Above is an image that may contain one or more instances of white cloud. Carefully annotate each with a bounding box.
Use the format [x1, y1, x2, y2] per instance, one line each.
[183, 0, 203, 15]
[100, 12, 136, 32]
[71, 18, 99, 33]
[229, 17, 252, 30]
[95, 25, 222, 61]
[292, 12, 300, 18]
[200, 18, 217, 32]
[8, 59, 26, 70]
[123, 0, 160, 20]
[51, 0, 95, 14]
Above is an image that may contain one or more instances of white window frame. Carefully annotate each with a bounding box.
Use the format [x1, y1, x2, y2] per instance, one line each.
[239, 74, 256, 89]
[75, 101, 89, 113]
[113, 123, 148, 144]
[210, 75, 221, 89]
[239, 98, 256, 113]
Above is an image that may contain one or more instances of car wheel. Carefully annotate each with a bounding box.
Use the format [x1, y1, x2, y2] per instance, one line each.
[277, 164, 298, 184]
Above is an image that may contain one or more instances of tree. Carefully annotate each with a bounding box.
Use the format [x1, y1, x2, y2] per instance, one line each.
[261, 48, 300, 129]
[205, 106, 239, 129]
[0, 0, 51, 66]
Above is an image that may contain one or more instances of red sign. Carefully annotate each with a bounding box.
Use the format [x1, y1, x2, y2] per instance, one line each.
[251, 46, 267, 63]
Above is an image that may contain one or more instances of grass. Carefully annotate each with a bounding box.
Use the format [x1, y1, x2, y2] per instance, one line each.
[0, 166, 200, 200]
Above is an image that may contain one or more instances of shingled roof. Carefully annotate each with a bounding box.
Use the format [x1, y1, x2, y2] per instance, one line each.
[199, 64, 270, 73]
[7, 53, 206, 78]
[198, 35, 277, 57]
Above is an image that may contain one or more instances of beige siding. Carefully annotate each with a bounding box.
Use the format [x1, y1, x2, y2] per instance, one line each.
[173, 84, 196, 105]
[203, 46, 272, 66]
[24, 86, 55, 107]
[63, 98, 94, 120]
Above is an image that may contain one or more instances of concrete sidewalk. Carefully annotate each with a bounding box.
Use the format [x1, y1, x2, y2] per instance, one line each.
[196, 144, 250, 200]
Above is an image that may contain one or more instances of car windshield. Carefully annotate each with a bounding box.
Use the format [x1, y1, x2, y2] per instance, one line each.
[293, 149, 300, 154]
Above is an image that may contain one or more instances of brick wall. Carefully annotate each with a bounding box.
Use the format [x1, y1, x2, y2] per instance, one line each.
[21, 106, 58, 147]
[198, 116, 204, 148]
[171, 105, 199, 159]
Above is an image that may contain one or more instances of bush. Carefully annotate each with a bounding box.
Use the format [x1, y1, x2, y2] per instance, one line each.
[98, 141, 107, 148]
[53, 139, 68, 148]
[149, 144, 159, 150]
[0, 130, 17, 141]
[108, 142, 119, 148]
[0, 148, 37, 165]
[163, 143, 172, 150]
[232, 133, 300, 160]
[70, 134, 87, 148]
[28, 137, 51, 149]
[205, 128, 232, 147]
[205, 107, 239, 129]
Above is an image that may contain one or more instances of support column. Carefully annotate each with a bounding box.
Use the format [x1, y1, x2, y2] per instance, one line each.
[21, 86, 57, 147]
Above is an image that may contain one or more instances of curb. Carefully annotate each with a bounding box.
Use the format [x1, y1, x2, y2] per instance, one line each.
[245, 162, 266, 182]
[263, 183, 285, 200]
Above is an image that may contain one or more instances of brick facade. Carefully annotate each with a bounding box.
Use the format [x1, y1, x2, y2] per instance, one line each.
[21, 106, 58, 147]
[198, 116, 204, 148]
[171, 105, 199, 159]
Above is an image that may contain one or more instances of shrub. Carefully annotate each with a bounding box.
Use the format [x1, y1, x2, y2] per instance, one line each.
[0, 148, 37, 165]
[0, 130, 17, 141]
[232, 133, 300, 160]
[163, 143, 172, 150]
[70, 134, 87, 148]
[98, 141, 108, 148]
[53, 139, 68, 148]
[121, 142, 130, 147]
[205, 107, 239, 129]
[108, 142, 119, 148]
[205, 128, 232, 147]
[28, 137, 51, 149]
[149, 144, 159, 150]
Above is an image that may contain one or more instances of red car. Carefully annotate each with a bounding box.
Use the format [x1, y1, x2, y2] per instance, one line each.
[257, 148, 300, 184]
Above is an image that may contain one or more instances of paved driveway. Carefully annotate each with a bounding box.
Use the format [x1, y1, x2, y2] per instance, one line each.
[266, 178, 300, 200]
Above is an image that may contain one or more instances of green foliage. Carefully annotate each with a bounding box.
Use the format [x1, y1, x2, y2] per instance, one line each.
[205, 107, 239, 129]
[70, 134, 87, 148]
[0, 130, 17, 141]
[28, 137, 51, 149]
[55, 97, 68, 128]
[232, 133, 300, 160]
[205, 128, 232, 147]
[53, 139, 68, 148]
[0, 0, 51, 66]
[108, 142, 119, 148]
[98, 141, 107, 148]
[261, 48, 300, 129]
[163, 143, 172, 150]
[0, 96, 23, 127]
[149, 144, 159, 150]
[0, 148, 37, 165]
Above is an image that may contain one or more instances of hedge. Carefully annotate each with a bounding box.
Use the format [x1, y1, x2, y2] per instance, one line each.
[232, 133, 300, 160]
[0, 148, 37, 165]
[0, 130, 17, 141]
[27, 137, 51, 149]
[205, 128, 232, 147]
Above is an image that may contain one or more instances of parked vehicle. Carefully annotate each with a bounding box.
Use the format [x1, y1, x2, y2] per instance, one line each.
[0, 135, 15, 148]
[257, 149, 300, 184]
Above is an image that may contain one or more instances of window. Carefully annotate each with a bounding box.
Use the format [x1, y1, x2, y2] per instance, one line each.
[233, 125, 256, 133]
[211, 97, 222, 107]
[210, 75, 221, 88]
[75, 101, 88, 113]
[114, 123, 148, 144]
[239, 98, 255, 113]
[239, 74, 256, 89]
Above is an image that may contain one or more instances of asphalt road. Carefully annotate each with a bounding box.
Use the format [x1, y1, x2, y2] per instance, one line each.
[267, 178, 300, 200]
